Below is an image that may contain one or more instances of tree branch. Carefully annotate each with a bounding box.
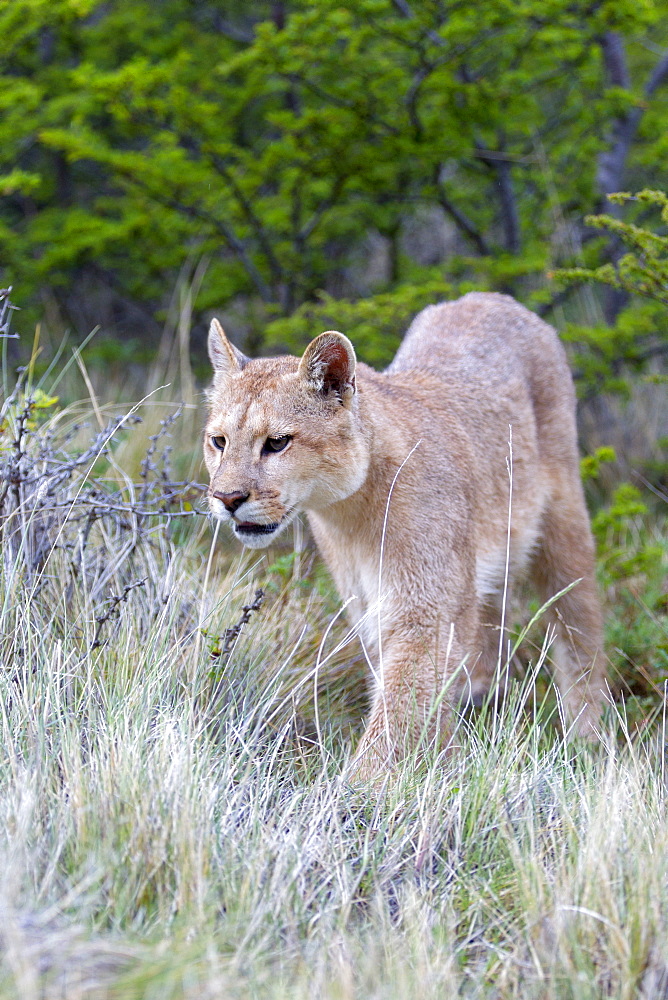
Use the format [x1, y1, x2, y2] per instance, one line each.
[391, 0, 446, 48]
[474, 139, 521, 254]
[495, 159, 521, 254]
[210, 15, 254, 45]
[154, 191, 276, 303]
[597, 35, 668, 204]
[600, 30, 630, 88]
[433, 166, 490, 255]
[208, 153, 286, 289]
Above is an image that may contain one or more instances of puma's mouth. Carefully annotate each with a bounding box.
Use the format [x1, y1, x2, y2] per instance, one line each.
[230, 511, 295, 548]
[234, 520, 281, 537]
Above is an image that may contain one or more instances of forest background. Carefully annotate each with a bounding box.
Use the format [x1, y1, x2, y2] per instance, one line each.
[0, 2, 667, 995]
[2, 0, 668, 380]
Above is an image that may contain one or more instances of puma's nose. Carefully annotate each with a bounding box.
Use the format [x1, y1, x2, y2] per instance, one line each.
[212, 490, 249, 514]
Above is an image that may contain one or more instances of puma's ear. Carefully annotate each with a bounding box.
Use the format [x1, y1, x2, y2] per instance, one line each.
[297, 331, 356, 405]
[208, 318, 249, 376]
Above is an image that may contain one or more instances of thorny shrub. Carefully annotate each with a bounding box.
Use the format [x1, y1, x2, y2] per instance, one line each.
[0, 287, 205, 656]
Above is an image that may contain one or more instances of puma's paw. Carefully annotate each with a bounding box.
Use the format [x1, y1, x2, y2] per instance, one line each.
[562, 687, 608, 740]
[345, 734, 395, 789]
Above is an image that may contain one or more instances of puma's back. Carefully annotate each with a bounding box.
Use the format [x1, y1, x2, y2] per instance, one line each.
[204, 292, 606, 778]
[391, 292, 579, 470]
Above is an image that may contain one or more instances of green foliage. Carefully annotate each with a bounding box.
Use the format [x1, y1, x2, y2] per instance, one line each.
[0, 388, 58, 444]
[556, 190, 668, 395]
[593, 483, 662, 580]
[558, 190, 668, 306]
[580, 445, 617, 481]
[2, 1, 668, 352]
[591, 482, 667, 700]
[265, 277, 456, 365]
[562, 300, 666, 396]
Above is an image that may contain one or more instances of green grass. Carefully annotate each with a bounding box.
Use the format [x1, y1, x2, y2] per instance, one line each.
[0, 377, 667, 998]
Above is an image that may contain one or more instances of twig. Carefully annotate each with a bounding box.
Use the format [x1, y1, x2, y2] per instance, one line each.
[211, 589, 266, 663]
[91, 579, 147, 650]
[0, 288, 19, 339]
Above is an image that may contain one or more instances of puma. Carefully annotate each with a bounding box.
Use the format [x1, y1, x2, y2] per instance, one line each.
[204, 292, 606, 777]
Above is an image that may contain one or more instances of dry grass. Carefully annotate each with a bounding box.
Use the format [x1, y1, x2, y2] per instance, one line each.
[0, 330, 667, 998]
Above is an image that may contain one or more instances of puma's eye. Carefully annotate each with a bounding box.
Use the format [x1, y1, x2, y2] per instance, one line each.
[211, 435, 226, 451]
[263, 435, 291, 454]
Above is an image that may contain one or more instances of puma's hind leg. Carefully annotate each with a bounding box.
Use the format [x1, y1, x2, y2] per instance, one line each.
[457, 597, 510, 712]
[531, 481, 607, 735]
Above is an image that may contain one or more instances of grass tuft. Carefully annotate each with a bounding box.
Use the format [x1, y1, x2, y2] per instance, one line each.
[0, 315, 667, 997]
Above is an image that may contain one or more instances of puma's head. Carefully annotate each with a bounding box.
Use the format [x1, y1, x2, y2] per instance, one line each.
[204, 319, 369, 548]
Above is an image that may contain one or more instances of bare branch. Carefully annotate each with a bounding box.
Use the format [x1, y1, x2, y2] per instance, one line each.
[211, 17, 254, 45]
[0, 288, 19, 339]
[391, 0, 446, 48]
[433, 167, 490, 256]
[156, 192, 276, 304]
[600, 31, 630, 88]
[474, 139, 521, 254]
[645, 48, 668, 100]
[209, 154, 286, 290]
[495, 159, 521, 254]
[597, 35, 668, 204]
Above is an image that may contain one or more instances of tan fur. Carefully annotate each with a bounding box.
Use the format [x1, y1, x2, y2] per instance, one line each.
[203, 294, 607, 778]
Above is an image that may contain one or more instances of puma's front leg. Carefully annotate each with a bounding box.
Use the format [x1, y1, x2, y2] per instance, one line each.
[349, 613, 474, 782]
